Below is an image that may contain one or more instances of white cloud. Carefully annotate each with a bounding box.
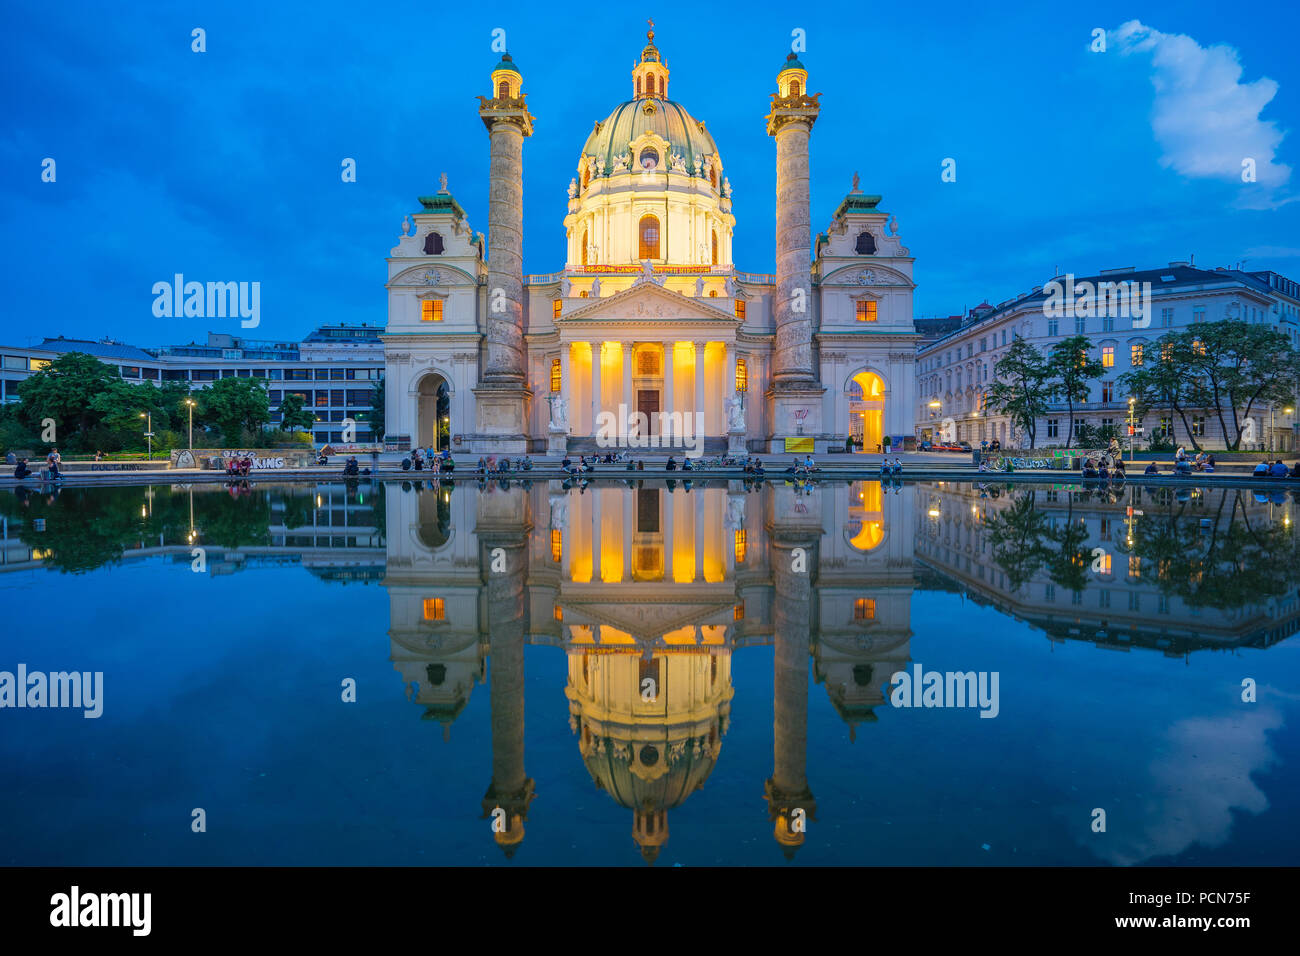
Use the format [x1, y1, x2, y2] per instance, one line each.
[1112, 20, 1291, 203]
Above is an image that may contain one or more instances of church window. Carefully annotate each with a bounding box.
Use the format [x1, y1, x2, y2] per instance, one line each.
[497, 80, 509, 98]
[581, 167, 589, 190]
[636, 350, 660, 375]
[854, 598, 876, 621]
[648, 74, 657, 97]
[856, 300, 878, 322]
[709, 165, 717, 189]
[421, 300, 443, 322]
[711, 231, 718, 265]
[423, 598, 446, 621]
[637, 76, 642, 96]
[581, 230, 588, 267]
[855, 231, 876, 255]
[551, 529, 562, 562]
[734, 529, 746, 563]
[550, 358, 561, 392]
[734, 602, 744, 621]
[735, 300, 746, 319]
[639, 147, 659, 171]
[638, 215, 660, 259]
[426, 664, 446, 686]
[708, 290, 717, 297]
[424, 231, 444, 255]
[735, 358, 748, 393]
[789, 79, 801, 96]
[552, 299, 562, 319]
[554, 604, 563, 621]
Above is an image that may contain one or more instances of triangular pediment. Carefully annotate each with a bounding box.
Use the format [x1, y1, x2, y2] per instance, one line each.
[559, 279, 740, 325]
[560, 595, 737, 643]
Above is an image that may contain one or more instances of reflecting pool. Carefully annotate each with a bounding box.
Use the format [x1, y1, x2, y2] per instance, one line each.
[2, 478, 1299, 866]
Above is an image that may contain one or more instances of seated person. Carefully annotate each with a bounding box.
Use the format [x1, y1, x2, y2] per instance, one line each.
[636, 460, 645, 471]
[1253, 461, 1270, 477]
[1269, 459, 1289, 478]
[560, 456, 572, 471]
[1112, 459, 1126, 479]
[1204, 454, 1216, 472]
[520, 455, 533, 471]
[891, 457, 903, 475]
[342, 456, 359, 476]
[665, 456, 677, 471]
[1173, 459, 1192, 475]
[13, 458, 30, 480]
[441, 456, 455, 473]
[316, 451, 328, 465]
[804, 454, 818, 471]
[1144, 462, 1159, 475]
[401, 457, 412, 471]
[1291, 461, 1300, 478]
[1098, 462, 1110, 479]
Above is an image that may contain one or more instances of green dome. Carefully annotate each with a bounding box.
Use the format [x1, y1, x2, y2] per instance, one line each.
[493, 53, 519, 74]
[779, 53, 805, 73]
[580, 99, 720, 176]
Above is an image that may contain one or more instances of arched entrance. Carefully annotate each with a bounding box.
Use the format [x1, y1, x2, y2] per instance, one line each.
[416, 373, 451, 452]
[848, 370, 886, 453]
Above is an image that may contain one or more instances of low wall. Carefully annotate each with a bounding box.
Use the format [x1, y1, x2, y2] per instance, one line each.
[177, 448, 315, 470]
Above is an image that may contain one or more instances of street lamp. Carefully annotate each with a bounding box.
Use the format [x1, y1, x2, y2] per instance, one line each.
[185, 398, 196, 451]
[1127, 396, 1136, 462]
[139, 412, 153, 461]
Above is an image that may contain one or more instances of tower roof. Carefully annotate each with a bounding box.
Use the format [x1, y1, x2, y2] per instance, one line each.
[493, 53, 520, 74]
[581, 99, 719, 175]
[779, 52, 806, 73]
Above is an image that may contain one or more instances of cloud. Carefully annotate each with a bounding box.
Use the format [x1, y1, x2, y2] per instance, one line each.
[1112, 20, 1292, 206]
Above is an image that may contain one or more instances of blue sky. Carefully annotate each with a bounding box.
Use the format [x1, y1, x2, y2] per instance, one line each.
[1, 0, 1297, 347]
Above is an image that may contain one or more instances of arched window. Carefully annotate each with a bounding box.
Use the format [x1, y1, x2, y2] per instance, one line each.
[711, 231, 718, 265]
[638, 147, 659, 170]
[648, 74, 656, 97]
[581, 229, 588, 267]
[855, 231, 876, 255]
[789, 79, 801, 96]
[581, 167, 589, 190]
[736, 358, 748, 393]
[638, 215, 660, 259]
[423, 231, 444, 255]
[709, 166, 717, 189]
[497, 81, 509, 99]
[637, 76, 642, 96]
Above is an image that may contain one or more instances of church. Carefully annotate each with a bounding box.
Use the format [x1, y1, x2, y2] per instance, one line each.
[381, 27, 918, 456]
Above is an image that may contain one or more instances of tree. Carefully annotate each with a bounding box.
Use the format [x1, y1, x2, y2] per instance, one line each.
[985, 339, 1052, 449]
[1178, 321, 1300, 450]
[15, 352, 121, 449]
[278, 392, 314, 432]
[199, 376, 270, 445]
[1120, 334, 1208, 451]
[1045, 335, 1103, 448]
[370, 378, 385, 441]
[88, 379, 171, 450]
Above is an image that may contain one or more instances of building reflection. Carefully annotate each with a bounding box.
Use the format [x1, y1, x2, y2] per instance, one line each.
[383, 476, 917, 862]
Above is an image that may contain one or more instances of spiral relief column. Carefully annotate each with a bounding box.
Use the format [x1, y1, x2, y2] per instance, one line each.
[475, 54, 534, 453]
[765, 54, 826, 452]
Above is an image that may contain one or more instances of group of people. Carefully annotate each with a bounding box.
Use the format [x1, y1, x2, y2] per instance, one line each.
[1082, 456, 1126, 480]
[879, 457, 905, 476]
[1174, 447, 1217, 473]
[1254, 459, 1300, 479]
[784, 455, 820, 476]
[225, 455, 253, 477]
[476, 455, 532, 476]
[404, 448, 456, 473]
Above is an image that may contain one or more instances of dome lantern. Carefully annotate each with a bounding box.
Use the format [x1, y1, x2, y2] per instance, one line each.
[491, 52, 522, 100]
[776, 52, 807, 99]
[632, 19, 669, 100]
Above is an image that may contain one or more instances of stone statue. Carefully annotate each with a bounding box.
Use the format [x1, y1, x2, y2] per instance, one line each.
[549, 395, 569, 429]
[400, 215, 411, 237]
[439, 172, 448, 192]
[724, 495, 745, 530]
[559, 275, 571, 296]
[724, 276, 737, 297]
[639, 259, 655, 282]
[695, 276, 705, 296]
[549, 494, 569, 529]
[889, 214, 899, 235]
[567, 177, 577, 199]
[693, 156, 703, 176]
[589, 277, 601, 298]
[852, 171, 861, 193]
[726, 397, 745, 431]
[722, 177, 732, 198]
[613, 154, 629, 172]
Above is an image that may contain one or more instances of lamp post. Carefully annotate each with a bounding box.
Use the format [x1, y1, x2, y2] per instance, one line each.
[185, 398, 196, 451]
[1127, 396, 1136, 462]
[139, 412, 153, 461]
[1270, 405, 1295, 453]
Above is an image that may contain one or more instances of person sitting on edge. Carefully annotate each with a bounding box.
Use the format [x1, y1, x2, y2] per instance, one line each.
[1113, 458, 1126, 479]
[1270, 459, 1289, 478]
[1291, 461, 1300, 478]
[1253, 460, 1270, 477]
[1083, 459, 1099, 478]
[13, 458, 31, 480]
[1204, 454, 1216, 472]
[804, 454, 817, 471]
[1099, 461, 1110, 479]
[1144, 462, 1159, 475]
[1174, 459, 1192, 475]
[664, 456, 677, 471]
[637, 460, 645, 471]
[891, 457, 903, 475]
[683, 458, 694, 471]
[1176, 446, 1188, 463]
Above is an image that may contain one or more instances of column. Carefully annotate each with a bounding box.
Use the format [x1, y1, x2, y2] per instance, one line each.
[560, 341, 571, 420]
[694, 490, 705, 581]
[663, 342, 675, 420]
[694, 340, 707, 437]
[622, 342, 634, 425]
[766, 67, 819, 389]
[622, 488, 634, 581]
[662, 489, 673, 582]
[590, 341, 602, 437]
[726, 343, 738, 404]
[592, 485, 603, 582]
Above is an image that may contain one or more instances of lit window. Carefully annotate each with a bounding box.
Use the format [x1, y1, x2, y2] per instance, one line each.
[581, 231, 588, 267]
[1131, 343, 1144, 366]
[551, 529, 562, 562]
[856, 300, 878, 322]
[734, 602, 744, 621]
[1097, 554, 1112, 574]
[1193, 338, 1206, 355]
[421, 300, 443, 322]
[553, 605, 563, 621]
[854, 598, 876, 621]
[497, 81, 509, 98]
[1128, 555, 1141, 577]
[789, 79, 801, 96]
[1102, 345, 1114, 367]
[734, 529, 746, 563]
[735, 358, 748, 393]
[553, 299, 562, 319]
[735, 300, 746, 320]
[423, 598, 446, 620]
[711, 231, 718, 266]
[638, 215, 660, 258]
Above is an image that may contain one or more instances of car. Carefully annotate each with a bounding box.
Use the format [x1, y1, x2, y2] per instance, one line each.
[957, 441, 973, 452]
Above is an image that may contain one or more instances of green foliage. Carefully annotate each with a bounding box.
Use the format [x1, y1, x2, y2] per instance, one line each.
[370, 378, 385, 439]
[278, 391, 315, 432]
[199, 377, 270, 446]
[1044, 335, 1103, 448]
[15, 352, 121, 449]
[986, 339, 1052, 449]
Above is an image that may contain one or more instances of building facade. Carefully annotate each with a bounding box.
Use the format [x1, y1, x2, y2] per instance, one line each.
[0, 326, 384, 447]
[915, 264, 1300, 451]
[383, 30, 919, 457]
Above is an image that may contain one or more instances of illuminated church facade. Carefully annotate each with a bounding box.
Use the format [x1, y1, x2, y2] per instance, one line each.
[382, 28, 919, 456]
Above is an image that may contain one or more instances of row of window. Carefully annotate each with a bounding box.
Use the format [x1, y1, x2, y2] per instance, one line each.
[546, 356, 750, 393]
